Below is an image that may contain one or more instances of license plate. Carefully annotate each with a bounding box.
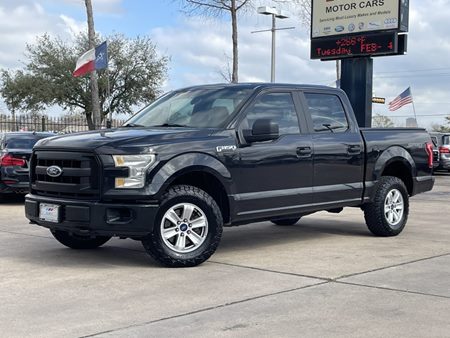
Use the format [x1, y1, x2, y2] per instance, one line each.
[39, 203, 60, 223]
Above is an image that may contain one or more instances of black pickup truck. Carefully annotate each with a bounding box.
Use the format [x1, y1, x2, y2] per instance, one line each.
[25, 84, 435, 267]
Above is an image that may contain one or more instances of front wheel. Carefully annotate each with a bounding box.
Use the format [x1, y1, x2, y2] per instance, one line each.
[51, 230, 111, 249]
[142, 185, 223, 267]
[364, 176, 409, 237]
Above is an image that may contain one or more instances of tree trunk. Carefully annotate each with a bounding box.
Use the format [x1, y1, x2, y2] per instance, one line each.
[85, 0, 101, 130]
[11, 108, 16, 132]
[86, 113, 94, 130]
[231, 0, 238, 83]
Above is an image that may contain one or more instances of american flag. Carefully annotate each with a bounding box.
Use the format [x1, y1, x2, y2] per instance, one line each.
[389, 87, 413, 111]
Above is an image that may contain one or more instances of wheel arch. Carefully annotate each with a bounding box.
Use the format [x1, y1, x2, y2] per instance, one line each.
[148, 153, 233, 224]
[373, 146, 415, 195]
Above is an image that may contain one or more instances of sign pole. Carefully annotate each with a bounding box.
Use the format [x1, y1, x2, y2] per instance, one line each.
[340, 57, 373, 127]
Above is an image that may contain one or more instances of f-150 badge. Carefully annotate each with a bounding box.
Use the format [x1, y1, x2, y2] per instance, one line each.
[216, 145, 237, 153]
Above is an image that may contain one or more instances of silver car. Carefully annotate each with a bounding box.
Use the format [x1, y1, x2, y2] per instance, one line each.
[430, 132, 450, 171]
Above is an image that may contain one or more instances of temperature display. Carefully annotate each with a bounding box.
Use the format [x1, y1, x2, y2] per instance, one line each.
[311, 32, 398, 60]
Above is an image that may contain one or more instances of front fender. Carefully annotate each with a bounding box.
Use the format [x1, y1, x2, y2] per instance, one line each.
[148, 152, 232, 198]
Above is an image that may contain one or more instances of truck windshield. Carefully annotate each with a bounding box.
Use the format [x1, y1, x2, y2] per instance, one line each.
[124, 87, 253, 128]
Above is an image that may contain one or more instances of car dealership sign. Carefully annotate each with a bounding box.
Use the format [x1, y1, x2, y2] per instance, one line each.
[311, 0, 409, 39]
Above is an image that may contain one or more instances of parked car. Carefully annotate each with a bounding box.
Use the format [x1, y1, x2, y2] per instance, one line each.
[25, 84, 435, 267]
[0, 132, 54, 196]
[429, 134, 440, 169]
[430, 132, 450, 171]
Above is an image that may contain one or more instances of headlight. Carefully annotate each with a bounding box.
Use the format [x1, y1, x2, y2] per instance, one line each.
[112, 154, 156, 189]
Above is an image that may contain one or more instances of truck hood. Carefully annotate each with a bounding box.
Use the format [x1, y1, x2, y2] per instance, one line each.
[34, 127, 214, 153]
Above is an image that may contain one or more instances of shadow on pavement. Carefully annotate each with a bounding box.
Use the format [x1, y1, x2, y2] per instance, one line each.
[218, 218, 371, 252]
[9, 218, 372, 269]
[0, 194, 26, 205]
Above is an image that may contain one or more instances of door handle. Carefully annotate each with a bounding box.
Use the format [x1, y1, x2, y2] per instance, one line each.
[347, 145, 361, 154]
[296, 146, 312, 158]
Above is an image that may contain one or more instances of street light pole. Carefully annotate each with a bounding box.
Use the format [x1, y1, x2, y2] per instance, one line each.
[253, 7, 294, 83]
[271, 14, 276, 82]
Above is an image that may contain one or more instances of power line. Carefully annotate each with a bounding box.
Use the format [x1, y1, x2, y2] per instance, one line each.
[375, 73, 450, 79]
[375, 67, 450, 74]
[377, 113, 450, 117]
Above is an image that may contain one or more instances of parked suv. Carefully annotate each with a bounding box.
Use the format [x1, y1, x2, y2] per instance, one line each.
[430, 132, 450, 171]
[0, 132, 54, 195]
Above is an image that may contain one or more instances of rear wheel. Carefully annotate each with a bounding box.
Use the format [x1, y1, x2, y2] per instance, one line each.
[271, 217, 301, 226]
[51, 230, 111, 249]
[142, 185, 223, 267]
[364, 176, 409, 237]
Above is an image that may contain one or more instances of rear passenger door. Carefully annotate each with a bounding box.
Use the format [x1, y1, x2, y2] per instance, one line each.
[301, 91, 364, 205]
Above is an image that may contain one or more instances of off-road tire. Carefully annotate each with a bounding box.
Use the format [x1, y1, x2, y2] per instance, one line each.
[364, 176, 409, 237]
[271, 217, 301, 226]
[142, 185, 223, 267]
[51, 230, 111, 249]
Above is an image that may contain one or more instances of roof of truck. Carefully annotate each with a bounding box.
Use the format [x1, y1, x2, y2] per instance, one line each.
[177, 83, 339, 91]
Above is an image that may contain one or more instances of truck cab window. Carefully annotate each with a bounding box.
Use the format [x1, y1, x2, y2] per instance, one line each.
[304, 93, 349, 133]
[242, 92, 300, 135]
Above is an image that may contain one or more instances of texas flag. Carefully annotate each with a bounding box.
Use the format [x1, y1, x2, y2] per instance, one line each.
[73, 41, 108, 77]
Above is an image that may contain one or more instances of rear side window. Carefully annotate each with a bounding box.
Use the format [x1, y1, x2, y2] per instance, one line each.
[304, 93, 349, 133]
[443, 135, 450, 145]
[5, 136, 42, 149]
[242, 92, 300, 135]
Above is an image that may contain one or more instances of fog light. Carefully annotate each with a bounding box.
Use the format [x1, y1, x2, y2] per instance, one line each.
[106, 208, 133, 224]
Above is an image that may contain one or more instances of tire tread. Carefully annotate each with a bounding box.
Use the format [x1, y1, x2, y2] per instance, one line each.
[364, 176, 409, 237]
[142, 185, 223, 267]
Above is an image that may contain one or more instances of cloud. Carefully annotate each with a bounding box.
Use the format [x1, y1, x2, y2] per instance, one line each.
[152, 16, 336, 89]
[152, 1, 450, 128]
[0, 2, 84, 69]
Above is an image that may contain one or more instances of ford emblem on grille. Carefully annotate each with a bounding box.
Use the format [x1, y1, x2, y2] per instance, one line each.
[46, 165, 63, 178]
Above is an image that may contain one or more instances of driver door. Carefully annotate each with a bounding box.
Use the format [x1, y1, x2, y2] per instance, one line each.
[232, 90, 313, 221]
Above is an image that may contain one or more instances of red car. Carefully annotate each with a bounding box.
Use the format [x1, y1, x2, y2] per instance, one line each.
[0, 132, 54, 196]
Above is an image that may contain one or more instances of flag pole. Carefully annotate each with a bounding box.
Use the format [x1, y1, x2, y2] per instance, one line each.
[409, 87, 418, 127]
[106, 67, 112, 128]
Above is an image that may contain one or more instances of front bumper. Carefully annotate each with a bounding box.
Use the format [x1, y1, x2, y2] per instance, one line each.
[25, 194, 159, 238]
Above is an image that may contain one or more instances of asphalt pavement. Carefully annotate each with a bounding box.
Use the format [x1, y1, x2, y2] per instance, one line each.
[1, 174, 449, 338]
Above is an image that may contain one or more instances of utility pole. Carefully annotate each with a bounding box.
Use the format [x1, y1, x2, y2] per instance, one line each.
[85, 0, 101, 130]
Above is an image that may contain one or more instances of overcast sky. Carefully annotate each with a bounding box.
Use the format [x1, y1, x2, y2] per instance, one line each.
[0, 0, 449, 129]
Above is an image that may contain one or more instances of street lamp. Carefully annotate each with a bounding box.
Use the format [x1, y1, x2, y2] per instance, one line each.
[253, 6, 293, 82]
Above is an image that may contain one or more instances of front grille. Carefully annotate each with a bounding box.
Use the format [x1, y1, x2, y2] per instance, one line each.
[31, 151, 101, 200]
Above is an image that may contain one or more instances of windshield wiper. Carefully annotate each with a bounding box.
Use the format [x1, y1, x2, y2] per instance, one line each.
[151, 123, 189, 128]
[122, 123, 145, 128]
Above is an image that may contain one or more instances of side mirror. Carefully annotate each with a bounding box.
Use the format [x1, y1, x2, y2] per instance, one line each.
[243, 119, 279, 143]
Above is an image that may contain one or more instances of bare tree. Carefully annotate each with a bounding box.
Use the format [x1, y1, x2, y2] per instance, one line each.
[84, 0, 101, 129]
[176, 0, 252, 83]
[217, 53, 233, 82]
[372, 114, 394, 128]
